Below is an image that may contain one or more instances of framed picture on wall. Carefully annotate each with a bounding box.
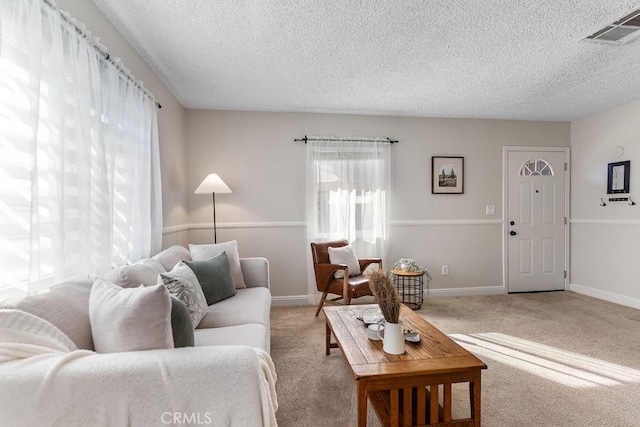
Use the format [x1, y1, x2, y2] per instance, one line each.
[432, 156, 464, 194]
[607, 160, 630, 194]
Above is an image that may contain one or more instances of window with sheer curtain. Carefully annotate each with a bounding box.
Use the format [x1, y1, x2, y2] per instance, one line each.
[0, 0, 162, 300]
[306, 139, 391, 259]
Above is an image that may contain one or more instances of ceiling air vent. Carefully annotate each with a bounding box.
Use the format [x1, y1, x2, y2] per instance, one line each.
[585, 9, 640, 44]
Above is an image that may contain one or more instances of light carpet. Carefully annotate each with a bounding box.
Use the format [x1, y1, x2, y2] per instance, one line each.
[271, 291, 640, 426]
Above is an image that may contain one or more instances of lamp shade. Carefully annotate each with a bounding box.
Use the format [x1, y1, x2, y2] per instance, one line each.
[194, 173, 232, 194]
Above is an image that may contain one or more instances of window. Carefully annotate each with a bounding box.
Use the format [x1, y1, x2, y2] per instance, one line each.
[519, 158, 554, 176]
[0, 0, 162, 300]
[306, 139, 390, 258]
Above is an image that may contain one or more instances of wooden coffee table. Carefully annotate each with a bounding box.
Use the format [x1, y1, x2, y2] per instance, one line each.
[324, 304, 487, 427]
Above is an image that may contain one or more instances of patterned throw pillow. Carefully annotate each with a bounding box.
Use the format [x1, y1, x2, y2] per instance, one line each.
[157, 261, 207, 328]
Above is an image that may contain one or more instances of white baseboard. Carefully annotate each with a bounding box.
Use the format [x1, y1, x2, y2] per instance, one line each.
[275, 286, 506, 307]
[271, 295, 313, 306]
[569, 283, 640, 310]
[570, 219, 640, 226]
[308, 293, 320, 305]
[274, 285, 640, 308]
[306, 293, 377, 306]
[427, 285, 506, 297]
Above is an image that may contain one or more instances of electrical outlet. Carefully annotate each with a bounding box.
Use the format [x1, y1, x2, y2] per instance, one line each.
[485, 205, 496, 215]
[441, 265, 449, 275]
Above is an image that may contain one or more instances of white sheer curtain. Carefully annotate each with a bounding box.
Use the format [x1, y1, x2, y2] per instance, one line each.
[0, 0, 162, 299]
[306, 138, 391, 260]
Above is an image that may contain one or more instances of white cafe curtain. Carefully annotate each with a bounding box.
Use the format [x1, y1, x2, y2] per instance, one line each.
[306, 138, 390, 260]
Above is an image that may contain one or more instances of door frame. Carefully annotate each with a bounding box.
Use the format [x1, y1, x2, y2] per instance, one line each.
[502, 146, 571, 293]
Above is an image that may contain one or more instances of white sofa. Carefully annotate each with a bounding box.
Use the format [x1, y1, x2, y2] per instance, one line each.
[0, 245, 277, 426]
[148, 245, 272, 353]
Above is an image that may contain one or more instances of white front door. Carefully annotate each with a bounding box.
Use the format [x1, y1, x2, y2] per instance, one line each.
[506, 149, 568, 293]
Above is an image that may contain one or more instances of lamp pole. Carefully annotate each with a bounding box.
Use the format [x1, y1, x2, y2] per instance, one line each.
[212, 192, 217, 243]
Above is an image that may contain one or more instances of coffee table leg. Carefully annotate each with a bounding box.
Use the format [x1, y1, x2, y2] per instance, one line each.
[470, 370, 482, 426]
[326, 321, 331, 355]
[357, 381, 367, 427]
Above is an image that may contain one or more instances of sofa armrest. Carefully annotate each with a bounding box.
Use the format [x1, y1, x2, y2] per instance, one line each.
[240, 257, 270, 289]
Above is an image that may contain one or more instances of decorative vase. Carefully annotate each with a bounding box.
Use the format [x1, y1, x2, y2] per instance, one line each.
[376, 321, 405, 355]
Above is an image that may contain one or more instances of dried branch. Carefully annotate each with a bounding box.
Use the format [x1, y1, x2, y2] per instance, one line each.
[366, 269, 400, 323]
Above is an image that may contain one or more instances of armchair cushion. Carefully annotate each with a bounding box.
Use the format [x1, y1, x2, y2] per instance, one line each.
[325, 274, 373, 299]
[328, 244, 361, 279]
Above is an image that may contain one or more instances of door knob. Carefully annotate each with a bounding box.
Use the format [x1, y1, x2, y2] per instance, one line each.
[509, 231, 517, 236]
[510, 221, 515, 226]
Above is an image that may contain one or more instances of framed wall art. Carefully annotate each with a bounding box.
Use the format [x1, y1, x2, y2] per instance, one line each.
[432, 156, 464, 194]
[607, 160, 630, 194]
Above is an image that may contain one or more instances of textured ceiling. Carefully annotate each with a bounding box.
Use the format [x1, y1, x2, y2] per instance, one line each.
[91, 0, 640, 121]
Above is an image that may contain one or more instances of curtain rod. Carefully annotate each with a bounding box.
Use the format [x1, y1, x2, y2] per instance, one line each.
[42, 0, 162, 109]
[294, 136, 398, 144]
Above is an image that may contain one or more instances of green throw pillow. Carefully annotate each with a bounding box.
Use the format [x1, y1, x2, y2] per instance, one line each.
[170, 296, 194, 348]
[186, 251, 237, 305]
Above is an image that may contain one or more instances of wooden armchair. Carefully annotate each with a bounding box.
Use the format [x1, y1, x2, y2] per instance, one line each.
[310, 240, 382, 316]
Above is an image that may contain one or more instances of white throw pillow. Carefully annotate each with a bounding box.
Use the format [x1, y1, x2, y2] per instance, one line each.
[157, 261, 207, 328]
[328, 245, 361, 279]
[103, 258, 166, 288]
[89, 278, 173, 353]
[189, 240, 247, 289]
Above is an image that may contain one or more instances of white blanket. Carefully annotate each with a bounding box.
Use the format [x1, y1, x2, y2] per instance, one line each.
[0, 309, 278, 426]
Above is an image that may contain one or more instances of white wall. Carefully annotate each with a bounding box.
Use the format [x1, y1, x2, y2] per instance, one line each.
[37, 2, 640, 309]
[56, 0, 190, 248]
[570, 101, 640, 309]
[186, 110, 569, 300]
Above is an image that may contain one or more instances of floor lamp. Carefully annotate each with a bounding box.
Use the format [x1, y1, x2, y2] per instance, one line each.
[194, 173, 232, 243]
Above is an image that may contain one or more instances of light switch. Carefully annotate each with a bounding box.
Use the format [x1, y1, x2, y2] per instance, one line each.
[485, 205, 496, 215]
